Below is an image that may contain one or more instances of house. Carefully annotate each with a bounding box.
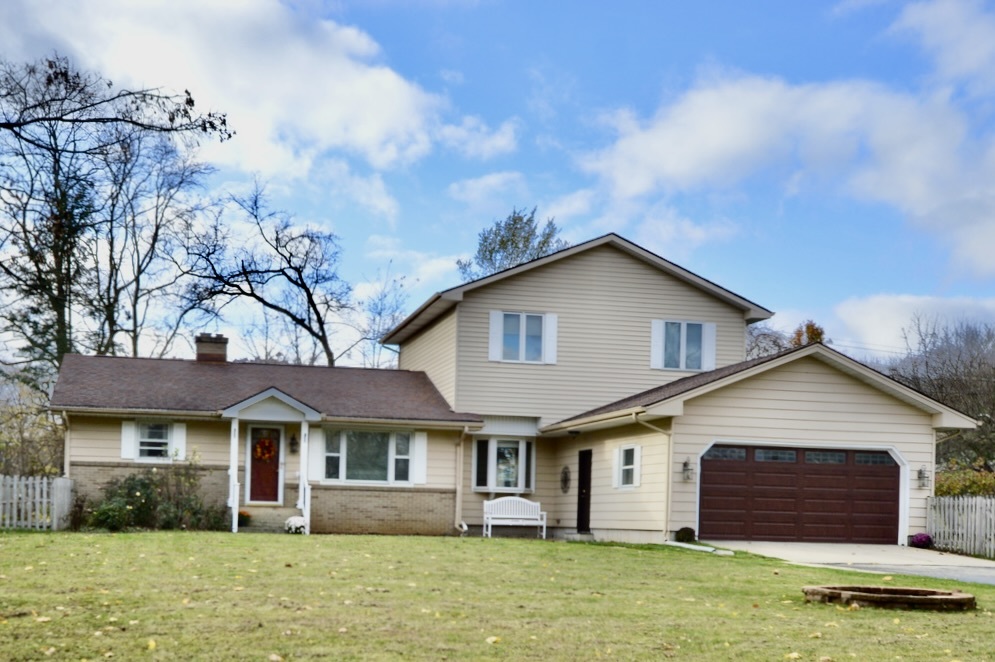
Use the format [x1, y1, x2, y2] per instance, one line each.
[51, 233, 977, 543]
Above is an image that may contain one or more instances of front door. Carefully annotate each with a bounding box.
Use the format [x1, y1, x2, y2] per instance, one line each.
[249, 427, 281, 502]
[577, 450, 592, 533]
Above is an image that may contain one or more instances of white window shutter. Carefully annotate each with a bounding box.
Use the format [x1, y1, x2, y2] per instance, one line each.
[488, 311, 503, 361]
[543, 313, 558, 364]
[702, 322, 717, 370]
[633, 445, 642, 487]
[650, 320, 664, 369]
[411, 431, 428, 484]
[611, 447, 620, 489]
[121, 421, 137, 460]
[172, 423, 187, 461]
[308, 428, 326, 481]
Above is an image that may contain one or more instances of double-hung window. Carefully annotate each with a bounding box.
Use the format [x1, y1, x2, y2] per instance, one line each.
[121, 420, 186, 462]
[650, 320, 716, 371]
[323, 430, 412, 483]
[488, 311, 557, 364]
[473, 438, 535, 493]
[613, 444, 641, 488]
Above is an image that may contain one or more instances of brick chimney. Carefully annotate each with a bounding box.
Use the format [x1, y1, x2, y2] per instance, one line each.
[195, 333, 228, 362]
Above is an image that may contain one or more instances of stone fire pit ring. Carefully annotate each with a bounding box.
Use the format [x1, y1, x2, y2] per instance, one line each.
[803, 585, 976, 611]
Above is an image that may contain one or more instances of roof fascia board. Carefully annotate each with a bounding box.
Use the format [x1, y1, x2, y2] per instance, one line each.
[321, 416, 484, 430]
[221, 387, 322, 421]
[55, 407, 218, 420]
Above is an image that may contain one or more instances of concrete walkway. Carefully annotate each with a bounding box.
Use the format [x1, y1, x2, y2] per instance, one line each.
[707, 541, 995, 585]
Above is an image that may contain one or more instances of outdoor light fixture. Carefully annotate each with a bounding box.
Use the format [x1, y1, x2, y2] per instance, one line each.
[289, 434, 299, 455]
[917, 465, 930, 489]
[682, 458, 694, 481]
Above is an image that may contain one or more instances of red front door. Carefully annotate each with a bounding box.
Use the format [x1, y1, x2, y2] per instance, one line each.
[249, 427, 281, 502]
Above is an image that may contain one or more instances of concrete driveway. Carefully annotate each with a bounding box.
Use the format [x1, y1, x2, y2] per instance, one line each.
[707, 541, 995, 585]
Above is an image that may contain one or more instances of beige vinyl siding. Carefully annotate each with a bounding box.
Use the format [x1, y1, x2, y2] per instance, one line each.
[455, 245, 748, 426]
[425, 430, 459, 488]
[669, 357, 937, 536]
[186, 421, 233, 465]
[398, 308, 457, 405]
[67, 416, 123, 462]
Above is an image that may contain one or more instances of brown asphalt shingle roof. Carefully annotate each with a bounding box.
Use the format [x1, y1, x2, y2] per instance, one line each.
[51, 354, 482, 424]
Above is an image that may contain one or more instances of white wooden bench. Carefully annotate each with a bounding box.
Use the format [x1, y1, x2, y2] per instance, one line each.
[483, 496, 547, 539]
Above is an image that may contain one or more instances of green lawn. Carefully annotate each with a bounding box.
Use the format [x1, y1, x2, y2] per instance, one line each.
[1, 532, 993, 661]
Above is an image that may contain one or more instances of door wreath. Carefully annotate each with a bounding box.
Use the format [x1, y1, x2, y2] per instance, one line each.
[254, 438, 276, 462]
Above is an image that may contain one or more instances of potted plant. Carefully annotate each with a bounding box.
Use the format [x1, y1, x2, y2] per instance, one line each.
[237, 510, 252, 527]
[908, 532, 933, 549]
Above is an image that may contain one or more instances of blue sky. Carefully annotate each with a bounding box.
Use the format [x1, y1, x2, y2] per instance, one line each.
[4, 0, 995, 363]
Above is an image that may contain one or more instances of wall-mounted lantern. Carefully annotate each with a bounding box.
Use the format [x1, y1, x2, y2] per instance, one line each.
[289, 433, 299, 455]
[917, 465, 930, 489]
[682, 458, 694, 482]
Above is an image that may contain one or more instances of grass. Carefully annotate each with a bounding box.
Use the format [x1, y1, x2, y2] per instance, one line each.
[1, 532, 994, 660]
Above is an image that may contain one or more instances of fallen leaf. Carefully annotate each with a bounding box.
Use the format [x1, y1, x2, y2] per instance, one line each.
[785, 653, 801, 660]
[486, 636, 501, 645]
[147, 640, 156, 651]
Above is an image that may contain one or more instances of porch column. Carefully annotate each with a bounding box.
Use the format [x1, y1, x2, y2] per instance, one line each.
[228, 418, 241, 533]
[299, 421, 311, 535]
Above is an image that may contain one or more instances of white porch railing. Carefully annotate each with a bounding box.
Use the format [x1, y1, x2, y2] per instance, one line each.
[927, 495, 995, 559]
[0, 475, 73, 531]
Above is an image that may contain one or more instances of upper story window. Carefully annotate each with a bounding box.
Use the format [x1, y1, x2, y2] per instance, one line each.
[488, 311, 557, 364]
[650, 320, 716, 372]
[323, 430, 412, 483]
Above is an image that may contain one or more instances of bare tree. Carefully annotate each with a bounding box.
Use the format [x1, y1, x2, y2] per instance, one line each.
[746, 322, 791, 359]
[350, 264, 408, 368]
[0, 371, 64, 475]
[887, 315, 995, 469]
[186, 185, 350, 366]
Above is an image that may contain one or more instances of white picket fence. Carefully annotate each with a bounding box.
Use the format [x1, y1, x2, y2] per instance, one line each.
[0, 475, 73, 531]
[927, 496, 995, 559]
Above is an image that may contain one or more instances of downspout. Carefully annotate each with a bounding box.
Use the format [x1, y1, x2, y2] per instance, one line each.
[299, 421, 311, 535]
[632, 412, 673, 540]
[228, 419, 240, 533]
[454, 426, 469, 529]
[61, 411, 71, 477]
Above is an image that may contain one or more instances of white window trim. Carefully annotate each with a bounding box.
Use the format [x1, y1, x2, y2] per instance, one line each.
[121, 420, 186, 463]
[319, 429, 425, 486]
[472, 437, 536, 494]
[612, 444, 641, 489]
[488, 311, 558, 364]
[650, 319, 716, 371]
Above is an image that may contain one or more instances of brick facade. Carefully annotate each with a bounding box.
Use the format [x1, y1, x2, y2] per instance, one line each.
[309, 484, 456, 535]
[70, 462, 230, 508]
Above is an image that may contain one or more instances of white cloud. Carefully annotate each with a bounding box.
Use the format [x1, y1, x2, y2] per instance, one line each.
[835, 293, 995, 356]
[365, 235, 461, 291]
[633, 205, 738, 261]
[0, 0, 444, 177]
[438, 116, 520, 159]
[544, 189, 596, 225]
[315, 160, 400, 225]
[581, 69, 995, 276]
[446, 171, 527, 206]
[892, 0, 995, 95]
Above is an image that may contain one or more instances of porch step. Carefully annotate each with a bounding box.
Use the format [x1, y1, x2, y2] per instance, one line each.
[238, 506, 301, 533]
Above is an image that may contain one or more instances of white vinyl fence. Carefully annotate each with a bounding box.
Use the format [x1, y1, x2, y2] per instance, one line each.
[927, 496, 995, 559]
[0, 475, 73, 531]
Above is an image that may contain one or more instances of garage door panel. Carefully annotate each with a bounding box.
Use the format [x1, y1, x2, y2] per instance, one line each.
[700, 445, 899, 543]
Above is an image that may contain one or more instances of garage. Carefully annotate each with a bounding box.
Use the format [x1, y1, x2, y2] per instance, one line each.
[699, 444, 900, 543]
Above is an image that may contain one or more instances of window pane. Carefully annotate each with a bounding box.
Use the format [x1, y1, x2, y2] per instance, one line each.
[524, 314, 543, 362]
[703, 447, 746, 461]
[345, 431, 390, 481]
[664, 322, 682, 369]
[755, 449, 797, 462]
[622, 447, 635, 466]
[622, 467, 634, 485]
[394, 458, 410, 482]
[325, 456, 340, 479]
[496, 441, 520, 488]
[395, 433, 410, 457]
[141, 423, 169, 440]
[475, 439, 489, 488]
[502, 313, 520, 360]
[685, 323, 703, 370]
[327, 435, 340, 454]
[856, 452, 896, 466]
[139, 442, 168, 458]
[805, 451, 845, 464]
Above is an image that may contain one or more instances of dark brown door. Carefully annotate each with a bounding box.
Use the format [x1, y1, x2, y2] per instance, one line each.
[249, 427, 281, 502]
[577, 450, 592, 533]
[699, 445, 899, 543]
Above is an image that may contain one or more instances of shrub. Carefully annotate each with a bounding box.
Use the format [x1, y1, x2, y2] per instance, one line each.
[87, 455, 227, 531]
[674, 527, 696, 543]
[935, 469, 995, 496]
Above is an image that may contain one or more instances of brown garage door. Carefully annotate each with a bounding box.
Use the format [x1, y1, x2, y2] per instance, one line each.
[699, 445, 899, 543]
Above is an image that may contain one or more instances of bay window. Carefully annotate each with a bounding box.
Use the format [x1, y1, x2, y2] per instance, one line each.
[323, 430, 412, 483]
[473, 438, 535, 493]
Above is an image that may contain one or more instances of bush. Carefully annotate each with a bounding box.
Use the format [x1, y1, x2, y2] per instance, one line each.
[674, 527, 696, 543]
[87, 457, 227, 531]
[935, 469, 995, 496]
